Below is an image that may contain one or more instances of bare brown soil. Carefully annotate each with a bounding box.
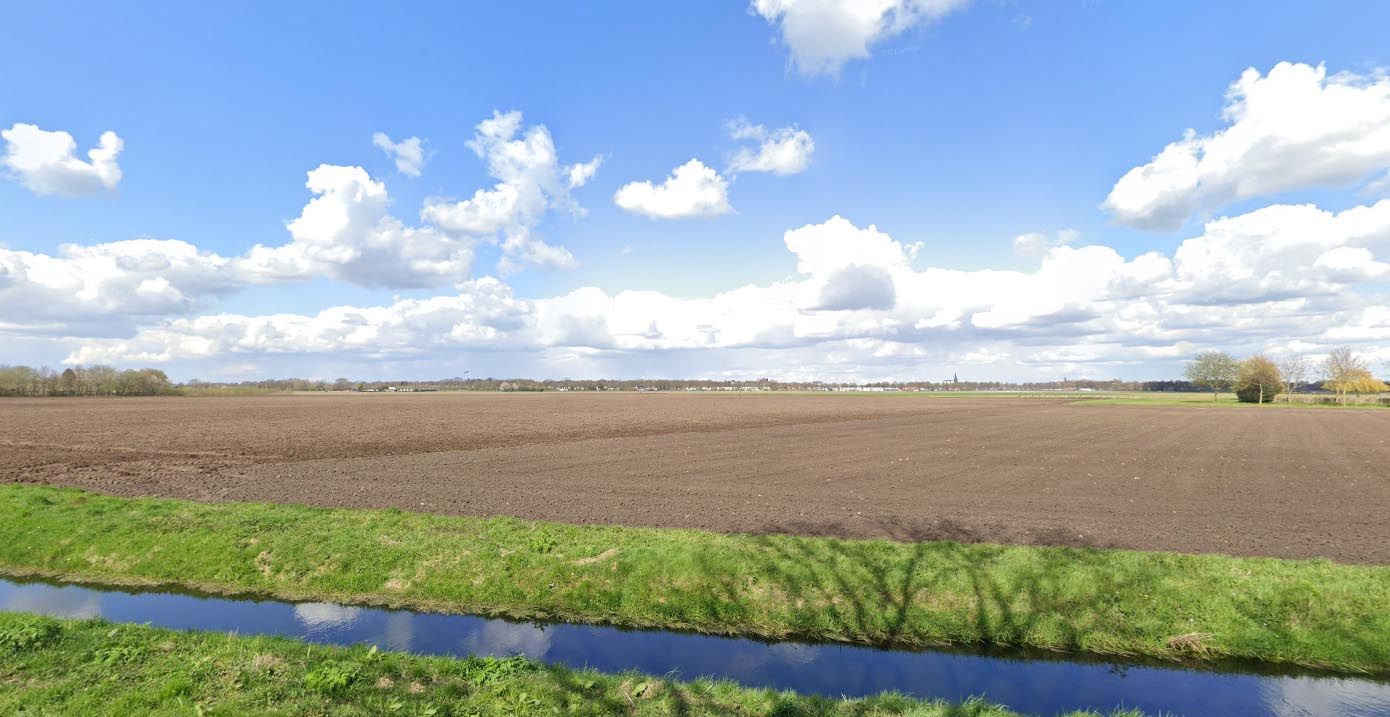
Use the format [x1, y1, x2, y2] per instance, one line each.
[3, 393, 1388, 563]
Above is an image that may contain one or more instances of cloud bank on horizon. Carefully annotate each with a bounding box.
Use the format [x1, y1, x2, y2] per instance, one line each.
[3, 2, 1389, 381]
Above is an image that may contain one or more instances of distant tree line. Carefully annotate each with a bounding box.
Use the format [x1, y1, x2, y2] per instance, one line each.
[2, 354, 1383, 399]
[335, 377, 1187, 392]
[3, 370, 1158, 396]
[1184, 347, 1389, 404]
[0, 365, 178, 397]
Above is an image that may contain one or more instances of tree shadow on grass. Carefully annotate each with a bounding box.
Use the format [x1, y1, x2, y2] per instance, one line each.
[690, 517, 1120, 653]
[688, 517, 1389, 675]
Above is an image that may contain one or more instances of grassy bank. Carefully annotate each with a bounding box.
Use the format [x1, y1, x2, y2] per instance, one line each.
[2, 485, 1388, 675]
[0, 613, 1126, 716]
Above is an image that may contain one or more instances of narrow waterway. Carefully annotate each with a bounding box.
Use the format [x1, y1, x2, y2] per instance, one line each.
[2, 577, 1387, 717]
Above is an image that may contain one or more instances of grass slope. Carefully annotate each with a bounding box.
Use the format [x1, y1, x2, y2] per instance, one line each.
[1, 613, 1135, 716]
[2, 485, 1388, 675]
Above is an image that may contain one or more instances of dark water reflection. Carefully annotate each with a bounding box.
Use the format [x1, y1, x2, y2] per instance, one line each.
[2, 577, 1387, 717]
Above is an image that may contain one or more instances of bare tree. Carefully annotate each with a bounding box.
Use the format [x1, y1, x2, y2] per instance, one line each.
[1185, 351, 1239, 401]
[1277, 355, 1307, 404]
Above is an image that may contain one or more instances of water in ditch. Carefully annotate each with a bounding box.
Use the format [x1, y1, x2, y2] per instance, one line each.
[2, 576, 1387, 717]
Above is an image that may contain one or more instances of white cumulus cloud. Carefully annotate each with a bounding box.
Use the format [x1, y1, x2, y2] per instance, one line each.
[1, 111, 606, 337]
[371, 132, 427, 177]
[752, 0, 972, 76]
[727, 118, 815, 175]
[613, 159, 732, 219]
[1, 164, 481, 336]
[65, 278, 532, 365]
[1169, 200, 1390, 303]
[421, 111, 599, 273]
[2, 123, 123, 196]
[1104, 62, 1390, 230]
[0, 239, 242, 335]
[238, 164, 473, 289]
[567, 156, 602, 188]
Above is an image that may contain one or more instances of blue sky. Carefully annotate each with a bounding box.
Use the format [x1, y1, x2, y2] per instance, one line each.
[4, 1, 1390, 381]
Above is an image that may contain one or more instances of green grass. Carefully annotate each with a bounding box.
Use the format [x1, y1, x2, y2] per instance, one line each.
[2, 485, 1388, 676]
[0, 613, 1139, 717]
[1075, 393, 1390, 408]
[1075, 394, 1253, 408]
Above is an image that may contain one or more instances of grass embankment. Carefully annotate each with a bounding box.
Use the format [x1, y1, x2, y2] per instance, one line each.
[0, 613, 1130, 717]
[2, 485, 1388, 675]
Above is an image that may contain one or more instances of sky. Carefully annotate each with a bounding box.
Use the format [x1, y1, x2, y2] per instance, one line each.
[3, 0, 1390, 382]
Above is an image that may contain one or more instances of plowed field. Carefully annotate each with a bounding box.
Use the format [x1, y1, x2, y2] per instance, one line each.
[4, 393, 1387, 563]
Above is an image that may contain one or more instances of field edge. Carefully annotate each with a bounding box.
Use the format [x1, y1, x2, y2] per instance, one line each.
[2, 484, 1388, 677]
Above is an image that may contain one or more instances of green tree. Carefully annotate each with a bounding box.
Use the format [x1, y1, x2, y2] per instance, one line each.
[1235, 355, 1282, 404]
[1184, 351, 1239, 401]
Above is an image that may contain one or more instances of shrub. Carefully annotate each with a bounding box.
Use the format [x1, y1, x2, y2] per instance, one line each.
[1235, 355, 1282, 403]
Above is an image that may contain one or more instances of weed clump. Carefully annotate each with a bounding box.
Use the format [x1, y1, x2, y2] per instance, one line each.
[527, 531, 558, 554]
[0, 617, 62, 653]
[460, 655, 538, 685]
[304, 660, 362, 696]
